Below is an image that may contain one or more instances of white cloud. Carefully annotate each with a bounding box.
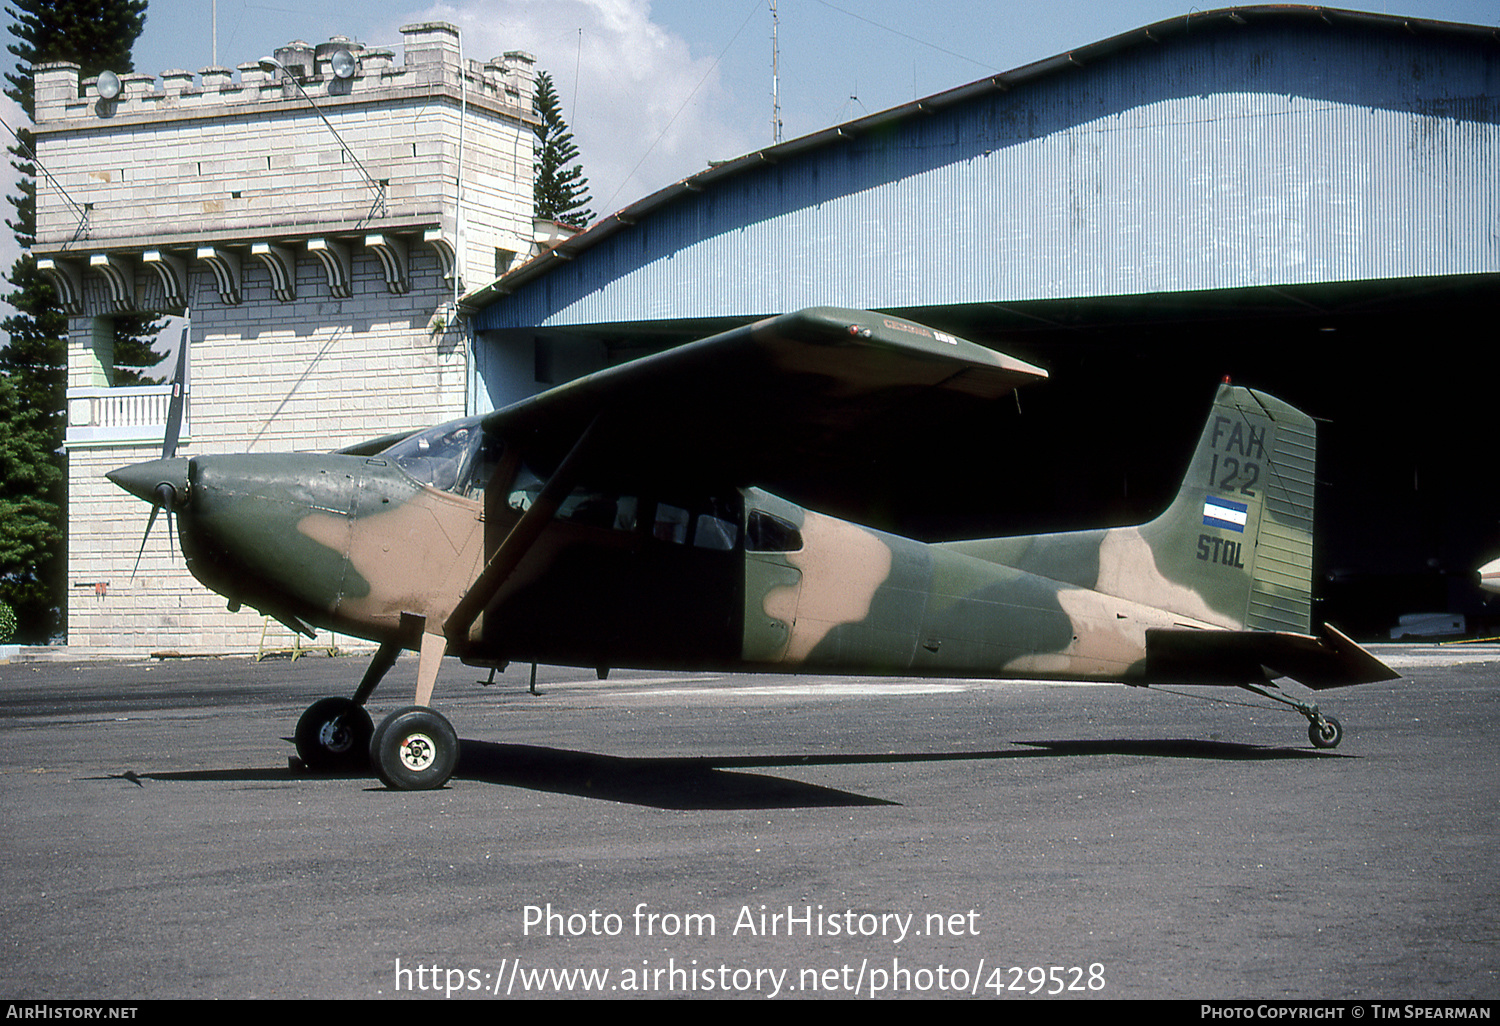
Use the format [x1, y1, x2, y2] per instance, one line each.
[410, 0, 759, 216]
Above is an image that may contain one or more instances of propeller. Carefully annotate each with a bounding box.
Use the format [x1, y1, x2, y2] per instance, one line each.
[107, 327, 191, 578]
[161, 325, 188, 461]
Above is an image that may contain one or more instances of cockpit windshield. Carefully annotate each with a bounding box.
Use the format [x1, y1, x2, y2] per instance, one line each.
[380, 416, 497, 496]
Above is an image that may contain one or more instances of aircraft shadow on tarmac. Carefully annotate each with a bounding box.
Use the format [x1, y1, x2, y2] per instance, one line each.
[100, 736, 1344, 810]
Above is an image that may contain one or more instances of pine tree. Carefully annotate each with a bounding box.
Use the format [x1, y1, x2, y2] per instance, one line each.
[532, 70, 594, 228]
[1, 0, 149, 642]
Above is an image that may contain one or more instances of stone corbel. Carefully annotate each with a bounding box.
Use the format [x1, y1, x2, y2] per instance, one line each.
[196, 245, 243, 305]
[365, 233, 409, 294]
[90, 253, 135, 311]
[251, 242, 296, 301]
[423, 228, 457, 283]
[37, 257, 84, 314]
[143, 250, 188, 309]
[307, 238, 352, 298]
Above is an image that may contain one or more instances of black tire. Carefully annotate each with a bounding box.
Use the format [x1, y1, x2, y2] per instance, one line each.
[295, 697, 373, 772]
[1309, 714, 1343, 749]
[370, 706, 458, 790]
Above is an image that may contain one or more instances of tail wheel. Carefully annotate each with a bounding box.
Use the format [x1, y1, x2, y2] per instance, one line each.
[1309, 714, 1343, 749]
[371, 706, 459, 790]
[295, 697, 373, 772]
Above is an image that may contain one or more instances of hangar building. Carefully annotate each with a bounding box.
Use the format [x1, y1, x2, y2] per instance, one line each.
[469, 5, 1499, 637]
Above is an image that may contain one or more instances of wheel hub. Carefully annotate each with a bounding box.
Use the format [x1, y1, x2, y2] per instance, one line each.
[317, 719, 353, 753]
[371, 706, 458, 790]
[398, 732, 437, 772]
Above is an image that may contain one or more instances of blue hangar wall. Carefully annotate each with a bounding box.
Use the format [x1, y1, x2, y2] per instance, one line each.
[472, 6, 1500, 635]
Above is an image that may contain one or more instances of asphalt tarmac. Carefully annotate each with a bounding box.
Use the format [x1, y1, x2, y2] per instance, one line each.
[0, 643, 1496, 1001]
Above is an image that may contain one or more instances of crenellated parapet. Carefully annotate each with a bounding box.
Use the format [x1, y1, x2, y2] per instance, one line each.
[32, 22, 538, 312]
[35, 24, 535, 129]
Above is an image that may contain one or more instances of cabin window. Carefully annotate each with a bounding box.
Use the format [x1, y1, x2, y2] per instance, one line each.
[509, 466, 641, 533]
[463, 433, 507, 498]
[559, 488, 629, 529]
[613, 496, 641, 532]
[693, 513, 738, 551]
[654, 499, 741, 550]
[746, 510, 802, 553]
[691, 496, 741, 551]
[507, 466, 741, 550]
[653, 503, 690, 543]
[508, 465, 543, 511]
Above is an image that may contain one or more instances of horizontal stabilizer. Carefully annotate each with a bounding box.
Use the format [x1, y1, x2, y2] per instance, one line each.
[1145, 623, 1399, 690]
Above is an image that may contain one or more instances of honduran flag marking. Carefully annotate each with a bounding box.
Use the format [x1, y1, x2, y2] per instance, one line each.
[1202, 495, 1248, 533]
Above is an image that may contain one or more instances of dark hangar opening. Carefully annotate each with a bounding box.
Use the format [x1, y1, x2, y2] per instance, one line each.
[508, 272, 1496, 642]
[885, 273, 1498, 641]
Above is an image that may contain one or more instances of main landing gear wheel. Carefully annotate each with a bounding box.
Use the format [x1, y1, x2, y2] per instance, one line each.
[370, 706, 458, 790]
[295, 697, 374, 772]
[1309, 714, 1343, 750]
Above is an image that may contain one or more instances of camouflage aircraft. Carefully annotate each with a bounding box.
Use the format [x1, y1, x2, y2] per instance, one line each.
[108, 307, 1397, 790]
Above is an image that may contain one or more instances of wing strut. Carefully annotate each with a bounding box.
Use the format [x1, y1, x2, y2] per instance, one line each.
[400, 415, 602, 715]
[443, 413, 605, 646]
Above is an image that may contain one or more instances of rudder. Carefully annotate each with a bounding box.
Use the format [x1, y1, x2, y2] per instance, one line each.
[1138, 383, 1317, 633]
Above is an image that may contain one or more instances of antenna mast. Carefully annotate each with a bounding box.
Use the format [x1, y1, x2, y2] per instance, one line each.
[770, 0, 783, 144]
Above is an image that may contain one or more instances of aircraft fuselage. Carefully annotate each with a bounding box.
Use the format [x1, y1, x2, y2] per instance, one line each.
[160, 445, 1211, 683]
[108, 369, 1395, 787]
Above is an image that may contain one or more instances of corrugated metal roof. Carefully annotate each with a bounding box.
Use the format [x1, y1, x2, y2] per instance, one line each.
[471, 5, 1499, 331]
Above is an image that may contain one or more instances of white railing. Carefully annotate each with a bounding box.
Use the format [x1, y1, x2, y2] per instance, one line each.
[65, 385, 190, 448]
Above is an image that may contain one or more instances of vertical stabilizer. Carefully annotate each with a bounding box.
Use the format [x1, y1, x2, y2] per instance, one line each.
[938, 384, 1319, 634]
[1138, 384, 1317, 632]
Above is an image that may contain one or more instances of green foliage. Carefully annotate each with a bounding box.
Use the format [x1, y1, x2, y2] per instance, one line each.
[1, 0, 148, 642]
[4, 0, 147, 102]
[0, 599, 16, 644]
[0, 369, 62, 641]
[532, 70, 594, 228]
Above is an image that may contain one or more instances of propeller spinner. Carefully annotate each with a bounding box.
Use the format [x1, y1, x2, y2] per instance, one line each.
[108, 456, 191, 576]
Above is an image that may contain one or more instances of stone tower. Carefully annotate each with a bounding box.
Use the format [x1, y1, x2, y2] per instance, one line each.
[33, 23, 538, 653]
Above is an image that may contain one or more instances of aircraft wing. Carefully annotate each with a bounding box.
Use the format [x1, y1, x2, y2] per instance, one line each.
[1145, 623, 1400, 690]
[479, 307, 1046, 490]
